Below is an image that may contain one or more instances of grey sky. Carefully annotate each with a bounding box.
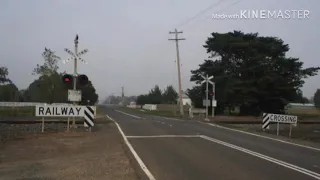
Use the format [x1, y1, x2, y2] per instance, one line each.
[1, 0, 319, 101]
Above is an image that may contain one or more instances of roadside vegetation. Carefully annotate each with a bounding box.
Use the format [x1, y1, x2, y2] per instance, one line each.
[0, 47, 99, 117]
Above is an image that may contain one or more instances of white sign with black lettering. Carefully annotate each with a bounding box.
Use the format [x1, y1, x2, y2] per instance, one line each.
[269, 113, 297, 124]
[35, 105, 85, 117]
[262, 113, 297, 129]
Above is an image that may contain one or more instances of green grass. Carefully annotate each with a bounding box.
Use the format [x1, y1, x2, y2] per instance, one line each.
[124, 106, 320, 121]
[0, 107, 35, 117]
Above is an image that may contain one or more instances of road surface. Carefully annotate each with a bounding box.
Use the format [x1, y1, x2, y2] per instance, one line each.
[102, 106, 320, 180]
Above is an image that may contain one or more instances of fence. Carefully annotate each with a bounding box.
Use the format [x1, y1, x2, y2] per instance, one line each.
[0, 102, 73, 107]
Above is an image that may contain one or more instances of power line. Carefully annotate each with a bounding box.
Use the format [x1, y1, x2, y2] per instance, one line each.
[176, 0, 229, 29]
[182, 0, 245, 29]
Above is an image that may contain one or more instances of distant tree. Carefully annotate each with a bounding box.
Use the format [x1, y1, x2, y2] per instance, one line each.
[162, 85, 178, 104]
[136, 94, 149, 105]
[32, 47, 60, 76]
[148, 85, 162, 104]
[292, 89, 309, 104]
[0, 66, 10, 83]
[313, 89, 320, 107]
[0, 83, 19, 101]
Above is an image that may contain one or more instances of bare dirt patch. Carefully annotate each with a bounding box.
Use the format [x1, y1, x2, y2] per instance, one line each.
[0, 120, 138, 180]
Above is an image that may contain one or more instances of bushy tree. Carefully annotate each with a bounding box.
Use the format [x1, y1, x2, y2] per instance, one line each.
[188, 31, 320, 115]
[162, 85, 178, 104]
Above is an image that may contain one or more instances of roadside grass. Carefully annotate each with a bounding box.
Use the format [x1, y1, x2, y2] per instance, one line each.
[122, 106, 320, 122]
[0, 107, 34, 117]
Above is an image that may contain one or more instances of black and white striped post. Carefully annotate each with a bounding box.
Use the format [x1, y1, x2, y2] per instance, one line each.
[84, 106, 95, 132]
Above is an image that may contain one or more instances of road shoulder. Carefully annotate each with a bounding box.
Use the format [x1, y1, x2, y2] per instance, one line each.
[0, 118, 139, 180]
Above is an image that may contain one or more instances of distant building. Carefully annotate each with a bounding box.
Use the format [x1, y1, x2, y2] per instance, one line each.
[177, 91, 192, 106]
[287, 103, 314, 107]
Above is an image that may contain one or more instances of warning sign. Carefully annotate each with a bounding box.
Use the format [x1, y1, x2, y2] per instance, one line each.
[35, 105, 85, 117]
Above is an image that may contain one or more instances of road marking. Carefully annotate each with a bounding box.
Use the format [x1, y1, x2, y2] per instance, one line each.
[154, 116, 184, 121]
[114, 110, 320, 152]
[106, 115, 156, 180]
[115, 110, 141, 119]
[204, 122, 320, 152]
[126, 135, 200, 138]
[200, 135, 320, 179]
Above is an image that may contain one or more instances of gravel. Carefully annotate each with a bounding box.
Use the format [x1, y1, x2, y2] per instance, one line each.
[0, 122, 68, 143]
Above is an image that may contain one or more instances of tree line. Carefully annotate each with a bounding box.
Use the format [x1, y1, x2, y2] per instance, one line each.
[0, 48, 98, 105]
[136, 85, 178, 105]
[186, 30, 319, 116]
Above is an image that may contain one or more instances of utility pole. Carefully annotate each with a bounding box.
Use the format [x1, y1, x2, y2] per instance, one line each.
[122, 86, 124, 98]
[64, 34, 88, 128]
[169, 29, 185, 117]
[121, 86, 124, 106]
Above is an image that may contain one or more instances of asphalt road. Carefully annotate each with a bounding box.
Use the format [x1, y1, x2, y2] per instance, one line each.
[102, 106, 320, 180]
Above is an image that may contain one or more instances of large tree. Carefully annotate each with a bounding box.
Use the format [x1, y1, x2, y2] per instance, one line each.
[32, 47, 60, 76]
[188, 31, 320, 115]
[26, 47, 99, 104]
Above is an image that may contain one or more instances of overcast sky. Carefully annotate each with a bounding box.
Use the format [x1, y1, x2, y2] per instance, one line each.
[1, 0, 319, 101]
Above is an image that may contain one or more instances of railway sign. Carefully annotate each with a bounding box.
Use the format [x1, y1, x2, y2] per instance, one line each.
[35, 105, 95, 127]
[262, 113, 298, 129]
[36, 105, 85, 117]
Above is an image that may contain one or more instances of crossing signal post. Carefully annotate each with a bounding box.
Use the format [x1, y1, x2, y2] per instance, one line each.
[63, 34, 89, 129]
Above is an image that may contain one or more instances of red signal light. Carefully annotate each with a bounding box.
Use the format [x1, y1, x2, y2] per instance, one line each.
[209, 92, 213, 96]
[65, 78, 70, 82]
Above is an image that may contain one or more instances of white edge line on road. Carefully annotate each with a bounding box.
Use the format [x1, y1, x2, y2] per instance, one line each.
[106, 115, 156, 180]
[126, 135, 200, 138]
[203, 122, 320, 152]
[115, 110, 141, 119]
[200, 135, 320, 179]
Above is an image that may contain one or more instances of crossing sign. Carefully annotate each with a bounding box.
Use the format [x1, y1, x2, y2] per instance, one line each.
[262, 113, 297, 129]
